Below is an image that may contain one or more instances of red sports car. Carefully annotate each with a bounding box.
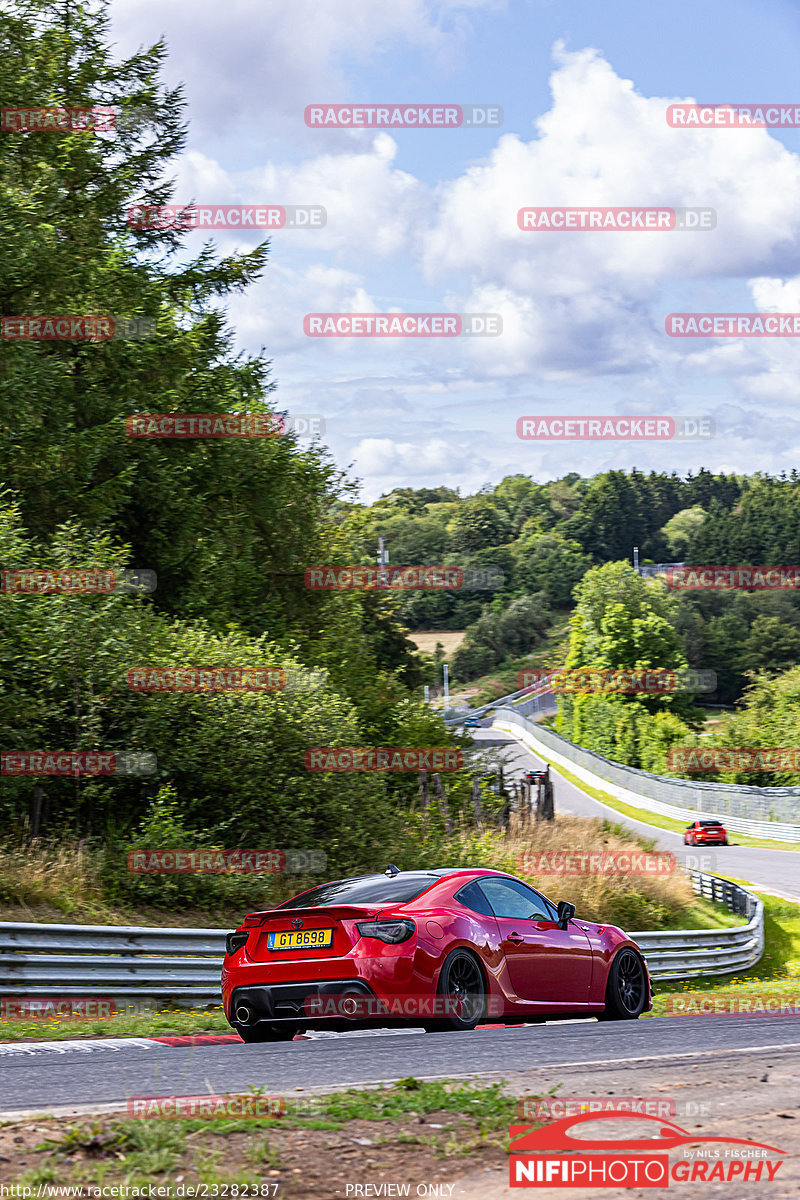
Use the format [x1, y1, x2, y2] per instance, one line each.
[683, 819, 728, 846]
[221, 866, 652, 1042]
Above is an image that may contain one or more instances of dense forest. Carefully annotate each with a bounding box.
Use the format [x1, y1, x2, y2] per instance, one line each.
[356, 472, 800, 703]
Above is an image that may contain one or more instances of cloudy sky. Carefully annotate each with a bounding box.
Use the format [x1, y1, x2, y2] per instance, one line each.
[110, 0, 800, 500]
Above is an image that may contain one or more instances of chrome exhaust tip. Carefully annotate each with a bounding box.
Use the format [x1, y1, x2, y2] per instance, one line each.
[235, 1003, 255, 1025]
[340, 996, 359, 1016]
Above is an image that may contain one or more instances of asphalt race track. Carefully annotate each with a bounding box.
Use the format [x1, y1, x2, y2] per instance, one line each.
[475, 726, 800, 900]
[2, 1018, 800, 1114]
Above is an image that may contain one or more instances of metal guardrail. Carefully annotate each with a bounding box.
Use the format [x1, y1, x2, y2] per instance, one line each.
[444, 672, 559, 726]
[494, 706, 800, 839]
[0, 871, 764, 1003]
[0, 922, 225, 1004]
[632, 871, 764, 979]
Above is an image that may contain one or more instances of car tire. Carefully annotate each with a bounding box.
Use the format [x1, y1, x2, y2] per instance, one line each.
[236, 1023, 299, 1044]
[598, 948, 647, 1021]
[423, 949, 487, 1032]
[721, 839, 728, 846]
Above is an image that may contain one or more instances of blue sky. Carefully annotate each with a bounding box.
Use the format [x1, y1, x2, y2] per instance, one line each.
[111, 0, 800, 498]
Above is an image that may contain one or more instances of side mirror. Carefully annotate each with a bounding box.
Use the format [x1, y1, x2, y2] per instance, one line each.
[556, 901, 576, 930]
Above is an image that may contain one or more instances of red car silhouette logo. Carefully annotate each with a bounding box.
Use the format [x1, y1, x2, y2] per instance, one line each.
[510, 1110, 784, 1155]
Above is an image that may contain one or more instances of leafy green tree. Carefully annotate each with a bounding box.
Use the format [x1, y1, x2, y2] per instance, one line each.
[448, 498, 512, 552]
[555, 562, 700, 764]
[513, 531, 592, 608]
[0, 0, 364, 646]
[660, 506, 707, 560]
[673, 665, 800, 785]
[0, 497, 426, 863]
[451, 594, 550, 682]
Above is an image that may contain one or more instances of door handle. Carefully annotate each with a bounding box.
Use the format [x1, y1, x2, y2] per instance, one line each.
[507, 933, 525, 944]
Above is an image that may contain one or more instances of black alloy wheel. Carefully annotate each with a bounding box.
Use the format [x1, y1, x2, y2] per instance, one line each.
[600, 948, 647, 1020]
[424, 949, 487, 1032]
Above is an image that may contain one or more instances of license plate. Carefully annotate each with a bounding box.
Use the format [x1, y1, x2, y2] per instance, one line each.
[267, 928, 333, 951]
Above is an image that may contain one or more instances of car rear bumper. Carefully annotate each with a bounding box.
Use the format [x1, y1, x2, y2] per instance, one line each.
[229, 978, 380, 1031]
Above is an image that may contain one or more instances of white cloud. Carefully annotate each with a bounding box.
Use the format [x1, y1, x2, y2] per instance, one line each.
[109, 0, 498, 144]
[419, 45, 800, 377]
[105, 11, 800, 480]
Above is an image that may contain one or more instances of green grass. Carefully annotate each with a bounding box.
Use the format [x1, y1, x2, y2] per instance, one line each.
[277, 1077, 516, 1133]
[646, 893, 800, 1013]
[10, 1079, 527, 1190]
[32, 1079, 518, 1141]
[0, 1003, 231, 1043]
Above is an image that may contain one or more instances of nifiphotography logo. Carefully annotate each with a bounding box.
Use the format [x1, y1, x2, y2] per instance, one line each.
[508, 1111, 785, 1188]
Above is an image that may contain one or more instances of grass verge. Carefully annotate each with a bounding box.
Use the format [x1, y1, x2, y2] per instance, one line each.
[1, 1078, 524, 1193]
[646, 892, 800, 1014]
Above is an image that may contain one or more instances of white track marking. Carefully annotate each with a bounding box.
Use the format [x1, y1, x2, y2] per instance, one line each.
[0, 1037, 156, 1056]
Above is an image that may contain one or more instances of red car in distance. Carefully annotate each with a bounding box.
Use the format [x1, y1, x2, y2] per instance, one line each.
[221, 865, 652, 1043]
[683, 819, 728, 846]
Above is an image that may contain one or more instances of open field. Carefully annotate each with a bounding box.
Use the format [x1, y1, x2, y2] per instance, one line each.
[406, 629, 467, 656]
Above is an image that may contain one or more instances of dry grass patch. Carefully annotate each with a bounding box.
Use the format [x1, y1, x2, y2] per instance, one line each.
[406, 630, 466, 656]
[0, 838, 105, 915]
[485, 816, 703, 930]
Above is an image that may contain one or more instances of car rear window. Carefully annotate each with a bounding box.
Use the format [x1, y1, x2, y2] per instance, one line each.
[276, 874, 440, 908]
[699, 821, 723, 827]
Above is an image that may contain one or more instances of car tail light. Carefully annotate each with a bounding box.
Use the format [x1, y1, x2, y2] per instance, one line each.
[225, 931, 250, 956]
[356, 919, 415, 944]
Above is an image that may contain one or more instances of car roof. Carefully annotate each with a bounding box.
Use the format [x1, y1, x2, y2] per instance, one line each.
[311, 867, 513, 887]
[409, 867, 511, 878]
